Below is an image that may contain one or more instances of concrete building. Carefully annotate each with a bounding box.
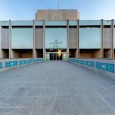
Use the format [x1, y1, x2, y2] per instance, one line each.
[0, 10, 115, 60]
[35, 9, 80, 20]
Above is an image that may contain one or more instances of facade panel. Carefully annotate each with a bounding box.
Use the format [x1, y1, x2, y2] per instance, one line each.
[45, 28, 67, 49]
[69, 21, 77, 26]
[12, 28, 33, 49]
[35, 21, 43, 26]
[1, 21, 9, 26]
[1, 28, 9, 49]
[103, 28, 112, 49]
[79, 20, 101, 26]
[69, 28, 77, 49]
[12, 21, 33, 26]
[45, 21, 66, 26]
[35, 28, 43, 49]
[114, 28, 115, 48]
[79, 28, 101, 49]
[103, 20, 111, 25]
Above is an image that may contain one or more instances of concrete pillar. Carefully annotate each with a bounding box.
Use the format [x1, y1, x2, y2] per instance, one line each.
[76, 19, 79, 58]
[33, 20, 36, 58]
[0, 20, 2, 58]
[112, 19, 114, 58]
[101, 19, 104, 58]
[9, 20, 12, 59]
[43, 20, 45, 59]
[67, 20, 69, 58]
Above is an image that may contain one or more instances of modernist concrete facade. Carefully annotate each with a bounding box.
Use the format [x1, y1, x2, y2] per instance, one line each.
[0, 10, 115, 60]
[35, 9, 80, 20]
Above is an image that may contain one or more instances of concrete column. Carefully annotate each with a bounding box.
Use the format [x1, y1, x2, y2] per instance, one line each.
[43, 20, 45, 59]
[9, 20, 12, 59]
[112, 19, 114, 58]
[76, 19, 79, 58]
[67, 19, 69, 58]
[101, 19, 104, 58]
[0, 20, 2, 58]
[33, 20, 36, 58]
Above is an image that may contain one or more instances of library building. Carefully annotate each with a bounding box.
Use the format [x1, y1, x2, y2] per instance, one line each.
[0, 9, 115, 60]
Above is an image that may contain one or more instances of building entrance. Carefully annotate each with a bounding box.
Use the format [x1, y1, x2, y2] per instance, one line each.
[50, 53, 62, 60]
[46, 49, 67, 61]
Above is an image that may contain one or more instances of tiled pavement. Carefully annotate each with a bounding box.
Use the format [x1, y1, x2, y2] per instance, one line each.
[0, 61, 115, 115]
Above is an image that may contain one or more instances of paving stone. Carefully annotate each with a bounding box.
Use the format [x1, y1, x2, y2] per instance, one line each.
[0, 61, 115, 115]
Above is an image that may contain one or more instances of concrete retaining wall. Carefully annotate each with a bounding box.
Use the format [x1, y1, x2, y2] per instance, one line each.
[0, 58, 44, 72]
[69, 58, 115, 79]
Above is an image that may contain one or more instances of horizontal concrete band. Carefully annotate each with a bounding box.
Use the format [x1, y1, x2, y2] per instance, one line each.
[69, 58, 115, 79]
[0, 58, 44, 72]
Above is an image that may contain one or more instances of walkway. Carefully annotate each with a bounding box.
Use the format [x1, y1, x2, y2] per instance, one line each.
[0, 61, 115, 115]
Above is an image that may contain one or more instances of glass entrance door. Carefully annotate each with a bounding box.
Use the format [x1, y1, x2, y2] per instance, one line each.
[49, 53, 62, 60]
[50, 53, 54, 60]
[46, 49, 67, 61]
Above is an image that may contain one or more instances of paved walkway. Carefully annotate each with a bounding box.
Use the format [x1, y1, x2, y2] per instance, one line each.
[0, 61, 115, 115]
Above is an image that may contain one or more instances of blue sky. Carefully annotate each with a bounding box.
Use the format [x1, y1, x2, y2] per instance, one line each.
[0, 0, 115, 20]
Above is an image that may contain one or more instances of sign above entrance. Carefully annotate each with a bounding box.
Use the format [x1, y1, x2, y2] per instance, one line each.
[49, 40, 63, 48]
[45, 28, 67, 49]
